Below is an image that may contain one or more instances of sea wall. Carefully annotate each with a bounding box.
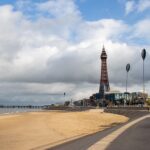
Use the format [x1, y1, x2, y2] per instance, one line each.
[104, 106, 149, 119]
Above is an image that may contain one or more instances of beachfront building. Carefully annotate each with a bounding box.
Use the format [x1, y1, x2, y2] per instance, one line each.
[90, 91, 124, 106]
[130, 92, 148, 105]
[105, 91, 124, 105]
[73, 98, 97, 107]
[88, 91, 148, 106]
[73, 91, 148, 107]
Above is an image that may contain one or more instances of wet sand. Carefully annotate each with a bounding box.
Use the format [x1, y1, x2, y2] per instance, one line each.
[0, 110, 128, 150]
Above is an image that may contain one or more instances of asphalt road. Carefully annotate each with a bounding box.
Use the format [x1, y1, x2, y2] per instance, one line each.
[47, 113, 149, 150]
[106, 117, 150, 150]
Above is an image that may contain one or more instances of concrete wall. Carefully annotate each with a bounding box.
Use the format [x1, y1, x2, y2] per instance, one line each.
[104, 106, 149, 119]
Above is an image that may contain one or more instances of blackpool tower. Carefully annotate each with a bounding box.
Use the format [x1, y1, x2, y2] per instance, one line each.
[99, 46, 110, 95]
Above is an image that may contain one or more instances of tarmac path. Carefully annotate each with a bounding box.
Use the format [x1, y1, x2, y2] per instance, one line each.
[106, 116, 150, 150]
[48, 112, 150, 150]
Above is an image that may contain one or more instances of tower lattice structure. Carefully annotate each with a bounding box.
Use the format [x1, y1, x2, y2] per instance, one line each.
[99, 46, 110, 95]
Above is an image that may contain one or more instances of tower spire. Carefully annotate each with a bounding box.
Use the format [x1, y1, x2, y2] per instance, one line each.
[102, 44, 105, 50]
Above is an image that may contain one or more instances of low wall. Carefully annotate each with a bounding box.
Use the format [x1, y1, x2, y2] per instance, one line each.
[107, 106, 149, 111]
[104, 106, 149, 119]
[43, 106, 96, 111]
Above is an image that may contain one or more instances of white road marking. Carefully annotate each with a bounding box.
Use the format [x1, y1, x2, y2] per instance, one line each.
[88, 114, 150, 150]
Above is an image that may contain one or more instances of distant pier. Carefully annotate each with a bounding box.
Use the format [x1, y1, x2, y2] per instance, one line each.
[0, 105, 44, 109]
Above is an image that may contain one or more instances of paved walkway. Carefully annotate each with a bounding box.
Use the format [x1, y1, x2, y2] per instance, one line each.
[106, 117, 150, 150]
[48, 123, 124, 150]
[88, 114, 150, 150]
[48, 113, 150, 150]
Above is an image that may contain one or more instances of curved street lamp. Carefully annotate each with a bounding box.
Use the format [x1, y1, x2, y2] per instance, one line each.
[141, 49, 146, 95]
[125, 63, 130, 105]
[126, 63, 130, 93]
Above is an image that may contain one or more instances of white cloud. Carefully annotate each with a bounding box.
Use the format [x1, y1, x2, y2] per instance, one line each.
[133, 19, 150, 40]
[125, 0, 150, 15]
[36, 0, 81, 18]
[0, 5, 23, 60]
[125, 1, 135, 15]
[137, 0, 150, 12]
[76, 19, 128, 42]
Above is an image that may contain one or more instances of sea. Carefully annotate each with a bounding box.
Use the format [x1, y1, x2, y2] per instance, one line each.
[0, 108, 43, 115]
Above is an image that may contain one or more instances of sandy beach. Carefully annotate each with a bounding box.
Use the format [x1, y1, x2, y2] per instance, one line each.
[0, 110, 128, 150]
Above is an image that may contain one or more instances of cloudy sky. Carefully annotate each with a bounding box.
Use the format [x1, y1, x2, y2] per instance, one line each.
[0, 0, 150, 105]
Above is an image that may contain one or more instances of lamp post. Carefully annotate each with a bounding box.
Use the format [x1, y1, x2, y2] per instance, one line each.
[141, 49, 146, 94]
[141, 49, 146, 98]
[125, 63, 130, 106]
[64, 92, 66, 102]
